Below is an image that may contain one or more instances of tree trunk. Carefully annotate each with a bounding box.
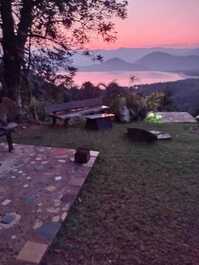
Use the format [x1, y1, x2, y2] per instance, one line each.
[0, 0, 33, 103]
[0, 0, 21, 101]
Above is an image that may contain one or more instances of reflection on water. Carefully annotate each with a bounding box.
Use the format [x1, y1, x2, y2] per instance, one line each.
[74, 71, 189, 86]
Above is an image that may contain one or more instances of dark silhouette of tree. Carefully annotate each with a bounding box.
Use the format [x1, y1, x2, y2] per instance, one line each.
[0, 0, 127, 104]
[81, 81, 101, 99]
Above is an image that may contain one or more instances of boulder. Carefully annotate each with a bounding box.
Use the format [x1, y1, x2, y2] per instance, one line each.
[118, 105, 131, 123]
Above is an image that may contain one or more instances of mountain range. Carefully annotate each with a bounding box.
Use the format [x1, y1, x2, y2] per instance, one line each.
[79, 52, 199, 73]
[72, 47, 199, 67]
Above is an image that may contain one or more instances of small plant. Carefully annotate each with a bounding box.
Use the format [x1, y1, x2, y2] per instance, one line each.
[145, 112, 162, 123]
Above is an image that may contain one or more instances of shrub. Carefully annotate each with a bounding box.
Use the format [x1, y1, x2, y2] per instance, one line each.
[126, 93, 147, 120]
[110, 93, 147, 122]
[146, 91, 172, 111]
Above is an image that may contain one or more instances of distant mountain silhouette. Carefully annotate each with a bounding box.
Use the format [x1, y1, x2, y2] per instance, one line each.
[72, 47, 199, 66]
[135, 52, 199, 72]
[79, 57, 147, 72]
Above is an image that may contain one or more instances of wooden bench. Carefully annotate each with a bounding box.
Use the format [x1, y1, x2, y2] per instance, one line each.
[45, 98, 109, 126]
[0, 123, 17, 152]
[85, 113, 115, 130]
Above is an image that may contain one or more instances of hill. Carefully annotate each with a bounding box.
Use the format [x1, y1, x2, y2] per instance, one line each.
[79, 57, 146, 72]
[139, 78, 199, 115]
[135, 52, 199, 72]
[72, 47, 199, 66]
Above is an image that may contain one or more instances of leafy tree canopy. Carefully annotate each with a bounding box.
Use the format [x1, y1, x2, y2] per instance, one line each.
[0, 0, 128, 101]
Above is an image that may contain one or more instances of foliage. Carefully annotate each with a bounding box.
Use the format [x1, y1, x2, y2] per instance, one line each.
[145, 112, 162, 123]
[0, 0, 128, 101]
[126, 93, 147, 120]
[28, 96, 46, 121]
[146, 91, 172, 112]
[109, 92, 147, 122]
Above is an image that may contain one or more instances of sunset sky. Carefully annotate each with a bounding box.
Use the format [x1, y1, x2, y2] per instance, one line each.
[90, 0, 199, 49]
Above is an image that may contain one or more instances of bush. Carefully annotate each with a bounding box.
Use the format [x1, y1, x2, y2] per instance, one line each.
[126, 93, 147, 121]
[146, 91, 173, 112]
[110, 93, 147, 122]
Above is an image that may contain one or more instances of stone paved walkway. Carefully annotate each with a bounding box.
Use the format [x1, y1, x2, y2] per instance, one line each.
[0, 143, 99, 265]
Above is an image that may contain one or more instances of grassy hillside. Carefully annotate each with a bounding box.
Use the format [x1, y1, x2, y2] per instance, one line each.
[13, 122, 199, 265]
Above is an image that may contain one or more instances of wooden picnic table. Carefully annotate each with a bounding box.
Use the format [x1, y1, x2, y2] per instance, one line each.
[46, 98, 110, 126]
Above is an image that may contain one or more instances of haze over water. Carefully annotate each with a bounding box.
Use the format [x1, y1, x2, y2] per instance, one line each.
[74, 71, 190, 87]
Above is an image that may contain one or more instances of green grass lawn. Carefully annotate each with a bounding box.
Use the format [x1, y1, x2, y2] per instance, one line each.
[15, 122, 199, 265]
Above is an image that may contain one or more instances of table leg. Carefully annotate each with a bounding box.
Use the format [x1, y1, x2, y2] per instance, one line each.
[6, 132, 14, 152]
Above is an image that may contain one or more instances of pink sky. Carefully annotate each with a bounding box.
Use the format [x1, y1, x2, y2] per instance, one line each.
[89, 0, 199, 49]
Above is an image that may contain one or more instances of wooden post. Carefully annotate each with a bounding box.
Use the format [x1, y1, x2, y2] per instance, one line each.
[6, 131, 14, 152]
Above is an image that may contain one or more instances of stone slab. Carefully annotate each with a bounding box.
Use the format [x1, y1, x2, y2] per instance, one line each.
[0, 143, 99, 265]
[17, 241, 48, 264]
[149, 130, 172, 140]
[155, 112, 196, 123]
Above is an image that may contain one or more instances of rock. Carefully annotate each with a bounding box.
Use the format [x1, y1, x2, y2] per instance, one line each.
[127, 128, 157, 143]
[75, 147, 90, 164]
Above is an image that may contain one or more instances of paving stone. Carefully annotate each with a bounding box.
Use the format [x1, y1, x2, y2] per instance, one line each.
[62, 203, 71, 211]
[35, 157, 42, 161]
[90, 151, 99, 157]
[41, 161, 48, 165]
[58, 160, 66, 163]
[83, 157, 96, 168]
[61, 212, 68, 221]
[17, 241, 48, 264]
[46, 186, 56, 192]
[35, 223, 61, 241]
[0, 144, 99, 265]
[47, 207, 60, 214]
[37, 208, 42, 213]
[1, 199, 11, 206]
[0, 213, 21, 229]
[52, 215, 60, 222]
[33, 220, 43, 230]
[1, 213, 15, 224]
[24, 196, 34, 205]
[69, 176, 85, 186]
[54, 200, 61, 207]
[54, 176, 63, 181]
[61, 193, 74, 204]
